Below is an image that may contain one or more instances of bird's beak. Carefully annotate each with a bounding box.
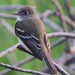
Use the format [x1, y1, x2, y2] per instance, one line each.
[12, 12, 19, 15]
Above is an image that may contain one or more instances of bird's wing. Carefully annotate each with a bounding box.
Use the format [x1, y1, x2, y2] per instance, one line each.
[15, 21, 43, 60]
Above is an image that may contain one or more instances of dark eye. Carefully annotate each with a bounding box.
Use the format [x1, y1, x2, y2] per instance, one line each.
[24, 11, 28, 15]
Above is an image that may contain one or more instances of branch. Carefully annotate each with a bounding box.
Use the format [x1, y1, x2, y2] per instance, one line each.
[65, 16, 75, 28]
[0, 19, 15, 35]
[0, 43, 20, 58]
[0, 59, 69, 75]
[41, 16, 63, 32]
[55, 53, 75, 75]
[0, 62, 49, 75]
[0, 13, 16, 19]
[47, 32, 75, 38]
[0, 56, 35, 75]
[42, 10, 75, 29]
[53, 62, 70, 75]
[64, 0, 75, 21]
[63, 65, 75, 75]
[42, 10, 55, 17]
[42, 9, 75, 29]
[0, 5, 23, 11]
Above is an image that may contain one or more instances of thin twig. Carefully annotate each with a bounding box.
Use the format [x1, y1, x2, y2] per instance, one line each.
[42, 10, 75, 29]
[65, 16, 75, 28]
[41, 16, 63, 32]
[0, 43, 20, 58]
[47, 32, 75, 38]
[64, 0, 75, 21]
[0, 19, 15, 35]
[53, 62, 70, 75]
[64, 0, 75, 52]
[0, 13, 16, 19]
[63, 66, 75, 75]
[0, 62, 49, 75]
[0, 56, 35, 75]
[0, 5, 23, 11]
[0, 61, 70, 75]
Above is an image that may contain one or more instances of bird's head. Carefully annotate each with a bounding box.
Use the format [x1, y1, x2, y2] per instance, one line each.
[13, 6, 36, 21]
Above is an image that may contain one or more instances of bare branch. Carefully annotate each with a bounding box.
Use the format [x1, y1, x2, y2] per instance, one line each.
[65, 16, 75, 28]
[0, 19, 15, 35]
[41, 16, 63, 32]
[0, 59, 69, 75]
[0, 13, 16, 19]
[64, 65, 75, 75]
[41, 10, 75, 29]
[42, 10, 57, 17]
[0, 56, 35, 75]
[0, 43, 20, 58]
[47, 32, 75, 38]
[53, 62, 70, 75]
[0, 5, 23, 12]
[64, 0, 75, 21]
[0, 62, 49, 75]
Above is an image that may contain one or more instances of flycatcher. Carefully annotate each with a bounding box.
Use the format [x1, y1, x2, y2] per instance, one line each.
[13, 6, 57, 75]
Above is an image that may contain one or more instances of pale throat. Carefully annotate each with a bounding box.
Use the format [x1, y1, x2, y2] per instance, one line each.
[17, 15, 33, 21]
[17, 16, 25, 21]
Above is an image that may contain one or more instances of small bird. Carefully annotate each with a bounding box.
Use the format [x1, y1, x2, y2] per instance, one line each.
[13, 6, 57, 75]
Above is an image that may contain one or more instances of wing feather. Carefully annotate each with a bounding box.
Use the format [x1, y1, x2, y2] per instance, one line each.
[15, 21, 43, 60]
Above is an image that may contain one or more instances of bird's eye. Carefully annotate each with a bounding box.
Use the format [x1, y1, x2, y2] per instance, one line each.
[24, 11, 28, 15]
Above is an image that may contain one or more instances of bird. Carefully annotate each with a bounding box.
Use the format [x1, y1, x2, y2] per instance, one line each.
[13, 6, 57, 75]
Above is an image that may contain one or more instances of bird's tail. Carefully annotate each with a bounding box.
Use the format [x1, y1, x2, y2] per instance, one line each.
[42, 49, 57, 75]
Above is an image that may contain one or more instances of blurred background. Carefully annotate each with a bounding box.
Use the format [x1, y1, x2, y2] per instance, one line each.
[0, 0, 75, 75]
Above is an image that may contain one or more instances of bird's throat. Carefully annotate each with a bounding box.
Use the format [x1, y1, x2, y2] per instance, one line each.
[17, 16, 25, 21]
